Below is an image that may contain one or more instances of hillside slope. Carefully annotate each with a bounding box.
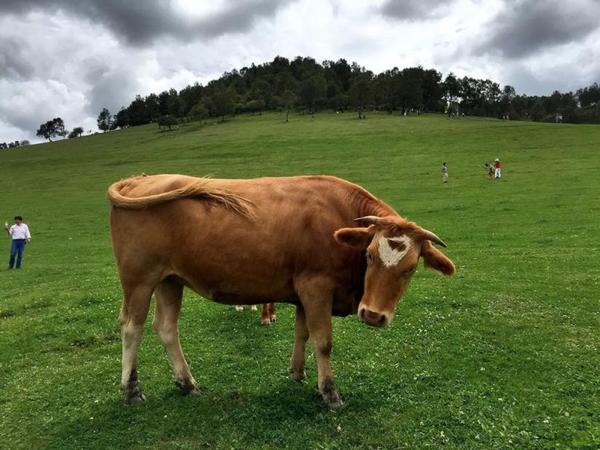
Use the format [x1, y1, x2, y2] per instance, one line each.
[1, 112, 599, 449]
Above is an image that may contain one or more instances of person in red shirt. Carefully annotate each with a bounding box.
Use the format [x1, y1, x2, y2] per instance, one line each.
[494, 158, 502, 179]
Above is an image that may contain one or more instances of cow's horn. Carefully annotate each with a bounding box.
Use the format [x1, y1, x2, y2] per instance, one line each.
[421, 229, 447, 248]
[353, 216, 381, 225]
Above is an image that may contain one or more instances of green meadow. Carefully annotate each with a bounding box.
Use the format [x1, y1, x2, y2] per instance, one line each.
[0, 112, 598, 449]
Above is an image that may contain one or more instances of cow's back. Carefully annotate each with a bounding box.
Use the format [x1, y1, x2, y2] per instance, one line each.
[110, 175, 382, 305]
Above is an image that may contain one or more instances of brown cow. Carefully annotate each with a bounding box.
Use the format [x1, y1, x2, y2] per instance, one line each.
[108, 174, 455, 408]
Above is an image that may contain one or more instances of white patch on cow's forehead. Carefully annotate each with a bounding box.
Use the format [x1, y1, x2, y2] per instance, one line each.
[377, 235, 412, 268]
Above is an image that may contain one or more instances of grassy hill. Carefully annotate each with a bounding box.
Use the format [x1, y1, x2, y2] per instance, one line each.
[0, 112, 599, 449]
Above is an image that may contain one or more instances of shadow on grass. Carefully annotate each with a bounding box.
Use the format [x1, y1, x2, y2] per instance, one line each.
[48, 303, 384, 448]
[49, 375, 381, 449]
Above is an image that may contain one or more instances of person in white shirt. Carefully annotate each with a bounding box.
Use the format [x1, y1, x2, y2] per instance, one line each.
[441, 162, 449, 183]
[4, 216, 31, 269]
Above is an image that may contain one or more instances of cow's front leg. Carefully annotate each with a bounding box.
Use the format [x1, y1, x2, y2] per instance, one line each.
[299, 284, 343, 409]
[289, 304, 308, 381]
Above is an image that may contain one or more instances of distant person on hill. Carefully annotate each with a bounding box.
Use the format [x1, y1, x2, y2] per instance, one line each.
[441, 162, 448, 183]
[484, 162, 494, 179]
[4, 216, 31, 269]
[494, 158, 502, 179]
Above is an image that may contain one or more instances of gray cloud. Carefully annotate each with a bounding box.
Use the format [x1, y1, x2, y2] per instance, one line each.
[0, 0, 297, 141]
[475, 0, 600, 58]
[0, 0, 294, 45]
[83, 61, 140, 116]
[0, 37, 33, 80]
[500, 57, 600, 96]
[379, 0, 456, 20]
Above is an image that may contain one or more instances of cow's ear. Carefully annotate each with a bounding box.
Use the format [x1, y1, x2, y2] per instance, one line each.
[334, 226, 375, 249]
[421, 240, 455, 276]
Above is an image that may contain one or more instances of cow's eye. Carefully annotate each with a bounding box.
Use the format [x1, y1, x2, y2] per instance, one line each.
[402, 267, 417, 277]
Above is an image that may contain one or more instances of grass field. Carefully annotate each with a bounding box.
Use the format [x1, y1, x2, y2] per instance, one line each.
[1, 112, 599, 449]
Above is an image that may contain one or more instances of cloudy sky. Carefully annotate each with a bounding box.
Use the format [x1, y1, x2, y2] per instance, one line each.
[1, 0, 600, 143]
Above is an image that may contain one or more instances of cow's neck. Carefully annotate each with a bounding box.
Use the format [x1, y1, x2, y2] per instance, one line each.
[350, 185, 397, 219]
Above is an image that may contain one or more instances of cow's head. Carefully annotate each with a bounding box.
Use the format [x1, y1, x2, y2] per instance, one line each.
[334, 215, 455, 327]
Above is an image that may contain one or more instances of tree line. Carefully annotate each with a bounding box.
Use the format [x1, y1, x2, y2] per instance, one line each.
[0, 140, 30, 149]
[108, 56, 600, 127]
[10, 56, 600, 145]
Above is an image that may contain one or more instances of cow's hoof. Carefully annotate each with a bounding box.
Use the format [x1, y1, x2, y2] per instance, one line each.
[175, 379, 201, 396]
[260, 319, 271, 326]
[321, 378, 343, 409]
[122, 369, 146, 404]
[289, 369, 306, 382]
[322, 390, 344, 409]
[325, 396, 344, 409]
[182, 386, 202, 396]
[270, 315, 277, 323]
[124, 390, 146, 405]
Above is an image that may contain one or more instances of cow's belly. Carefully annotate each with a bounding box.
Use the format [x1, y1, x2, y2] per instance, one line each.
[174, 258, 296, 305]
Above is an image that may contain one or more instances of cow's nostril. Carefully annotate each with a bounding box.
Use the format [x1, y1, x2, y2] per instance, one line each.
[361, 309, 387, 327]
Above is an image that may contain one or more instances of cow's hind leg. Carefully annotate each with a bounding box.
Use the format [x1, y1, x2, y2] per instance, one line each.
[153, 278, 200, 395]
[119, 284, 153, 404]
[289, 304, 308, 381]
[268, 303, 276, 323]
[260, 303, 277, 326]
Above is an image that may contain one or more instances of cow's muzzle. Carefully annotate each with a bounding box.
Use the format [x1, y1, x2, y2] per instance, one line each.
[358, 307, 388, 327]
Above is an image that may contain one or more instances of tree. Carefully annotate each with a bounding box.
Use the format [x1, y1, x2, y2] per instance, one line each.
[211, 88, 235, 122]
[443, 73, 461, 111]
[421, 69, 443, 111]
[190, 101, 209, 122]
[158, 91, 170, 116]
[114, 107, 130, 129]
[157, 115, 178, 130]
[281, 89, 296, 122]
[36, 117, 67, 141]
[396, 68, 424, 113]
[299, 75, 326, 116]
[68, 127, 84, 139]
[127, 95, 150, 126]
[244, 99, 265, 114]
[349, 72, 373, 119]
[167, 88, 183, 117]
[179, 83, 204, 116]
[374, 69, 398, 113]
[577, 83, 600, 107]
[145, 94, 160, 121]
[97, 108, 112, 132]
[251, 79, 272, 108]
[500, 85, 516, 117]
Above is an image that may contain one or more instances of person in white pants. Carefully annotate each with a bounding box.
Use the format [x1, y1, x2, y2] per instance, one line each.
[494, 158, 502, 179]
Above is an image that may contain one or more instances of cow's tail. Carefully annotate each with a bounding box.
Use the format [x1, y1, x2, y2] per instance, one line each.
[107, 175, 254, 217]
